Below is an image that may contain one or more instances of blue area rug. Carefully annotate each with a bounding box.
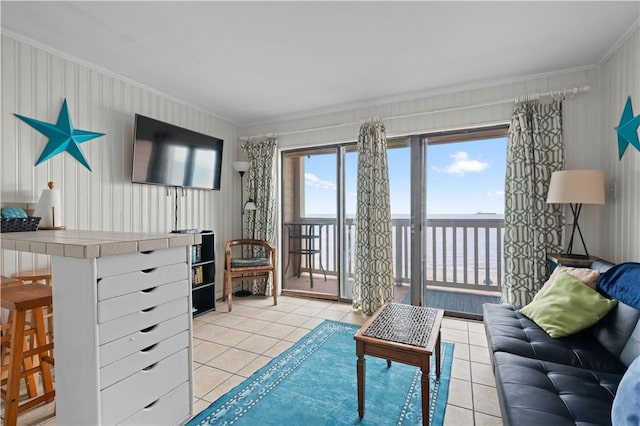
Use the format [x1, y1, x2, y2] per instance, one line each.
[188, 320, 454, 426]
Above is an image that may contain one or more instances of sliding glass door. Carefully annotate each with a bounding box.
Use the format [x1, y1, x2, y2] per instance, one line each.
[282, 140, 414, 303]
[421, 128, 507, 316]
[281, 148, 338, 299]
[280, 126, 506, 314]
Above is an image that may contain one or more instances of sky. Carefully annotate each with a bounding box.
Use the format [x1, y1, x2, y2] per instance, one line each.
[303, 137, 507, 217]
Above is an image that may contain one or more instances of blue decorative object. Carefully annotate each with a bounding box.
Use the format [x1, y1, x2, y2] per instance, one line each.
[611, 355, 640, 426]
[1, 207, 28, 218]
[14, 99, 105, 171]
[617, 96, 640, 160]
[597, 262, 640, 310]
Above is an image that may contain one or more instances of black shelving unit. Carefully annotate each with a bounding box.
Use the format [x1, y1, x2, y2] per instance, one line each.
[191, 231, 215, 316]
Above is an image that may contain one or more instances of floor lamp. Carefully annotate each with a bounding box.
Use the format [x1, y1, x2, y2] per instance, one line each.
[233, 161, 250, 237]
[546, 170, 605, 258]
[232, 161, 257, 296]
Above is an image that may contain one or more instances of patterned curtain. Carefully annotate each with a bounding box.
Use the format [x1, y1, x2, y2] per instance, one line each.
[503, 98, 565, 306]
[242, 136, 278, 295]
[352, 121, 394, 315]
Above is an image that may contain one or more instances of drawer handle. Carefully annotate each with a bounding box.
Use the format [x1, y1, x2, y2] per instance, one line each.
[140, 324, 157, 334]
[143, 362, 158, 371]
[141, 286, 157, 294]
[141, 250, 155, 255]
[141, 267, 157, 274]
[141, 343, 158, 353]
[141, 306, 156, 313]
[144, 399, 159, 410]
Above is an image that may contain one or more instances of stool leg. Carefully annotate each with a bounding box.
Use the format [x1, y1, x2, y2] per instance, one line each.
[1, 312, 38, 398]
[5, 310, 27, 426]
[21, 333, 38, 398]
[32, 307, 54, 402]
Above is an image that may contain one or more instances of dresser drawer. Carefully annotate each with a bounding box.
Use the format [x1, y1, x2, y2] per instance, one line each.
[98, 279, 189, 323]
[119, 381, 191, 426]
[98, 262, 189, 301]
[101, 348, 190, 425]
[101, 331, 189, 390]
[99, 297, 189, 345]
[97, 247, 187, 278]
[100, 314, 189, 368]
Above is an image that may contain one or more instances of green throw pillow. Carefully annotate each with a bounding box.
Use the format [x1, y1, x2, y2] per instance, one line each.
[520, 271, 617, 338]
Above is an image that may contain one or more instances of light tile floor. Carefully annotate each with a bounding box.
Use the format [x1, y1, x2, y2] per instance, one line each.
[8, 295, 502, 425]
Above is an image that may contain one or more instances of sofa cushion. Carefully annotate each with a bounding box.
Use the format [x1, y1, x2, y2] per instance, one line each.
[520, 272, 618, 338]
[598, 262, 640, 311]
[533, 265, 599, 301]
[492, 351, 621, 426]
[483, 303, 626, 374]
[592, 301, 640, 361]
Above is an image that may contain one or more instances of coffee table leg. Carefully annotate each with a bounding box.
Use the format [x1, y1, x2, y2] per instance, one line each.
[436, 329, 442, 378]
[421, 359, 429, 426]
[356, 342, 365, 418]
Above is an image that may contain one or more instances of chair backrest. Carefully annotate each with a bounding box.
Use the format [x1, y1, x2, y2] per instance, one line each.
[224, 239, 275, 267]
[224, 239, 275, 253]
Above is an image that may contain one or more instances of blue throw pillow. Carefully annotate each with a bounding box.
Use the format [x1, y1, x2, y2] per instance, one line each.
[612, 355, 640, 426]
[597, 262, 640, 310]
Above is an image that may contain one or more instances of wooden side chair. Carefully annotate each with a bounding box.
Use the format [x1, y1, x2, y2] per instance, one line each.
[223, 239, 277, 312]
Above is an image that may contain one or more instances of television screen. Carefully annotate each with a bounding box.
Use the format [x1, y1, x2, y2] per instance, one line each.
[132, 114, 223, 190]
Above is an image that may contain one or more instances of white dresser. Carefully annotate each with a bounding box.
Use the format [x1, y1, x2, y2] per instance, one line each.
[1, 230, 199, 425]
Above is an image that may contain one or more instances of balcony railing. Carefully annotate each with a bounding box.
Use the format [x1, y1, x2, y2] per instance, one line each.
[290, 216, 504, 293]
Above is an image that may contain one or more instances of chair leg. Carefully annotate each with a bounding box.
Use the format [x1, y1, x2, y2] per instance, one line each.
[226, 274, 233, 312]
[222, 271, 227, 301]
[272, 274, 278, 306]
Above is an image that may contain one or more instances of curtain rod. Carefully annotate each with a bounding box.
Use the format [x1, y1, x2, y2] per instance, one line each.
[242, 84, 591, 140]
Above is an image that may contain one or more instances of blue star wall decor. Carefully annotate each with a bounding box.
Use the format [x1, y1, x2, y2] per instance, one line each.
[14, 99, 105, 171]
[617, 96, 640, 160]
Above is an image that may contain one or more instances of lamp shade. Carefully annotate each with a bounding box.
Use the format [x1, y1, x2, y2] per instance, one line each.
[233, 161, 250, 173]
[546, 170, 605, 205]
[244, 200, 257, 211]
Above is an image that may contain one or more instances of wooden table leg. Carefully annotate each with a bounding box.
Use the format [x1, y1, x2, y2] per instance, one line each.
[356, 341, 365, 419]
[436, 329, 442, 378]
[421, 357, 430, 426]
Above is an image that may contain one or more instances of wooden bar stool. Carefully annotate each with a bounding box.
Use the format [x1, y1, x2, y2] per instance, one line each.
[11, 269, 54, 344]
[0, 283, 55, 426]
[10, 269, 52, 287]
[0, 276, 40, 398]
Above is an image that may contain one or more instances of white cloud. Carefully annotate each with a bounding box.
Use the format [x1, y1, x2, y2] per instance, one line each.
[305, 173, 336, 191]
[442, 151, 489, 175]
[487, 190, 505, 197]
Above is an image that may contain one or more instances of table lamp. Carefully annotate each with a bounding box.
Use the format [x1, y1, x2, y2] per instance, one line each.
[546, 170, 605, 258]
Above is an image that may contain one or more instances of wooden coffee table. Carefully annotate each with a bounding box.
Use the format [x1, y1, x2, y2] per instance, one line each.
[354, 303, 444, 426]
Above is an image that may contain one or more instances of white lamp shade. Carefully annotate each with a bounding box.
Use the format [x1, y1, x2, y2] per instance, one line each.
[33, 182, 63, 228]
[233, 161, 250, 173]
[244, 200, 257, 211]
[546, 170, 605, 205]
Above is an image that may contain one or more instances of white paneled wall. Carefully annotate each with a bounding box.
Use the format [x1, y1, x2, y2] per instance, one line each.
[1, 35, 242, 295]
[600, 29, 640, 263]
[2, 27, 639, 289]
